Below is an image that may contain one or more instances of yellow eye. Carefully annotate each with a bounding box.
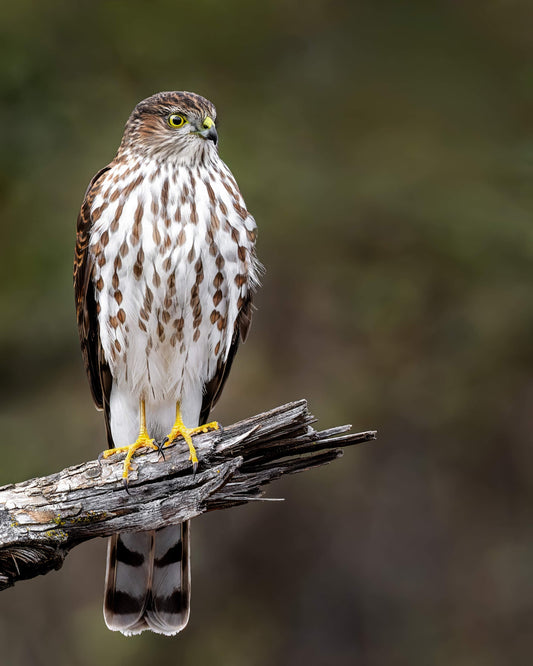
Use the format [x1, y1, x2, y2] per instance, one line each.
[168, 114, 187, 128]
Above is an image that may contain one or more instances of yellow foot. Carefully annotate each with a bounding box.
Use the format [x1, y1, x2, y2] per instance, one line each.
[100, 432, 157, 485]
[163, 420, 219, 470]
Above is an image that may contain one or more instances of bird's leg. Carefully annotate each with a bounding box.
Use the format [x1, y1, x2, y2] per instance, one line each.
[100, 399, 158, 483]
[161, 402, 219, 472]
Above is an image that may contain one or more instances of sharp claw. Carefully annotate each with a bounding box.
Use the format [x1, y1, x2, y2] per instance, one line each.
[192, 460, 198, 478]
[156, 439, 167, 461]
[123, 478, 131, 494]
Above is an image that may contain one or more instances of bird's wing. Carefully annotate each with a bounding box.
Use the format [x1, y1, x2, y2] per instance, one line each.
[74, 165, 114, 443]
[200, 294, 253, 425]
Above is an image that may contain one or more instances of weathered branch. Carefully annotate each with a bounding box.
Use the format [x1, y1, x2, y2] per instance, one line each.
[0, 400, 375, 590]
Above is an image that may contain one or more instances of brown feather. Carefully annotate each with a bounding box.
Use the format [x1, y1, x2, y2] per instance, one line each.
[73, 165, 114, 446]
[200, 294, 253, 424]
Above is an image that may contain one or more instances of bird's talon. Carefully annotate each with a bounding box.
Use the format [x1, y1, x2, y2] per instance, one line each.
[156, 437, 169, 459]
[156, 441, 167, 461]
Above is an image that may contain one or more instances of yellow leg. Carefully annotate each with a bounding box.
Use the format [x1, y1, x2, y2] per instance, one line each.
[100, 399, 157, 483]
[163, 402, 219, 470]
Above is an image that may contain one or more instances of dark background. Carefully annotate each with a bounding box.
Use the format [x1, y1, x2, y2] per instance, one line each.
[1, 1, 532, 664]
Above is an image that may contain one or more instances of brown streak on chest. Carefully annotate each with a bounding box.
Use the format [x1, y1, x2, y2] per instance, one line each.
[190, 201, 198, 224]
[143, 286, 154, 313]
[133, 248, 144, 279]
[131, 201, 144, 245]
[92, 202, 108, 222]
[122, 173, 144, 199]
[209, 210, 220, 231]
[233, 201, 248, 220]
[205, 179, 216, 204]
[161, 178, 169, 209]
[110, 202, 124, 233]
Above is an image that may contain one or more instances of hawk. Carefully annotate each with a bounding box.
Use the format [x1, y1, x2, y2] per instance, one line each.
[74, 91, 260, 635]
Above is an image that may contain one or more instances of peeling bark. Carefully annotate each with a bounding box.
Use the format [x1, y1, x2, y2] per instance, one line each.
[0, 400, 375, 590]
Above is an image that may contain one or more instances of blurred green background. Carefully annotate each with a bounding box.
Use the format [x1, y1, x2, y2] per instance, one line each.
[1, 1, 533, 664]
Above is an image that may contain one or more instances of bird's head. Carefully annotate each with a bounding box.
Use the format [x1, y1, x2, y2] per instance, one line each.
[118, 91, 218, 163]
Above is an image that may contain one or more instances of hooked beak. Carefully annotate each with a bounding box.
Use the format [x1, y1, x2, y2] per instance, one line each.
[195, 116, 218, 145]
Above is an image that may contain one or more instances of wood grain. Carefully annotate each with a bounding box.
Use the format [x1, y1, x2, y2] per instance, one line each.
[0, 400, 375, 590]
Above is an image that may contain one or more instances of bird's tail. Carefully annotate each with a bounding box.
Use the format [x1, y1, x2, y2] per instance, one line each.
[103, 522, 191, 635]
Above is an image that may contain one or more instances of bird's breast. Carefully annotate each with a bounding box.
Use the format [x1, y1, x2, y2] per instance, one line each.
[88, 158, 258, 401]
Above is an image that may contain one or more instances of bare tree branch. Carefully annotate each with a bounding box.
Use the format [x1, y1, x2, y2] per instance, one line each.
[0, 400, 375, 590]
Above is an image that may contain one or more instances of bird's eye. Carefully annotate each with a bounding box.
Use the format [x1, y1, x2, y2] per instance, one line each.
[168, 114, 187, 128]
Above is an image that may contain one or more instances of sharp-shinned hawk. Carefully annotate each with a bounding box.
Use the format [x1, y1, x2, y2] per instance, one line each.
[74, 91, 261, 635]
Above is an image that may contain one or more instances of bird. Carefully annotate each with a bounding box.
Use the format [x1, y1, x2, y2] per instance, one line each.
[73, 91, 261, 635]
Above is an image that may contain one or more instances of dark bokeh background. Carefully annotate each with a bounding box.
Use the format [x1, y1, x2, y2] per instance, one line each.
[1, 1, 533, 664]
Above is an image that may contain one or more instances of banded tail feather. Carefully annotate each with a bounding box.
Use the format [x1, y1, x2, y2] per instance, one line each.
[104, 522, 191, 636]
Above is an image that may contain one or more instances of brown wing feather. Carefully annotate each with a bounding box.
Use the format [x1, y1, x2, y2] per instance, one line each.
[74, 165, 114, 445]
[200, 295, 253, 425]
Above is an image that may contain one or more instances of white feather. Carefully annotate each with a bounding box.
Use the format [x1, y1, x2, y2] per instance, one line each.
[90, 150, 259, 445]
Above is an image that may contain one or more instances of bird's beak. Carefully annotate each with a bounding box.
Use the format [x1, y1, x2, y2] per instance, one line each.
[195, 116, 218, 145]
